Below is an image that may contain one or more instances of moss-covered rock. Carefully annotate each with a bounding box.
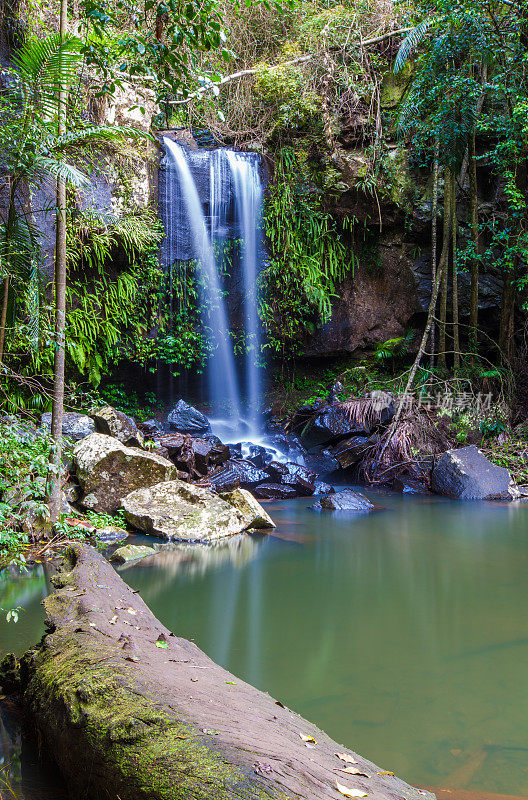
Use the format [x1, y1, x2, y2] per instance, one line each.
[110, 544, 157, 563]
[73, 433, 176, 513]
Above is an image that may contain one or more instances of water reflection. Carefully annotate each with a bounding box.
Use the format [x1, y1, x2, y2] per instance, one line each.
[123, 492, 528, 796]
[1, 492, 528, 797]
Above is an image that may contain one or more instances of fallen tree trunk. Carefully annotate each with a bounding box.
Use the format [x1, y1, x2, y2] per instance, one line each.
[15, 544, 436, 800]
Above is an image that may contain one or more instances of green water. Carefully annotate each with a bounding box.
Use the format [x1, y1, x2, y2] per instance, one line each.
[1, 490, 528, 796]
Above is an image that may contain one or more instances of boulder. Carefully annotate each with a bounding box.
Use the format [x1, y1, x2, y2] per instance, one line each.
[312, 405, 369, 440]
[313, 488, 374, 512]
[73, 433, 176, 513]
[282, 462, 317, 483]
[220, 488, 275, 529]
[332, 435, 371, 468]
[110, 544, 156, 564]
[41, 412, 95, 441]
[431, 445, 512, 500]
[314, 480, 335, 495]
[138, 419, 163, 438]
[121, 479, 274, 542]
[168, 399, 211, 435]
[92, 406, 142, 446]
[265, 460, 290, 482]
[207, 466, 241, 492]
[253, 483, 298, 500]
[281, 474, 316, 496]
[96, 526, 129, 543]
[228, 459, 270, 487]
[208, 441, 230, 466]
[304, 449, 340, 476]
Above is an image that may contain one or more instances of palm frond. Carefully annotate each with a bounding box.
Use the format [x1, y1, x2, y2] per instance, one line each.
[53, 126, 153, 148]
[12, 33, 83, 118]
[32, 157, 90, 188]
[394, 19, 433, 74]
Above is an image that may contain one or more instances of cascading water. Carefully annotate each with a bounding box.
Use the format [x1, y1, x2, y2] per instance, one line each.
[161, 137, 265, 439]
[226, 151, 264, 433]
[162, 138, 242, 421]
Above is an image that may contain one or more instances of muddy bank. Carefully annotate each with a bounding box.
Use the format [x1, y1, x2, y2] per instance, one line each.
[6, 544, 436, 800]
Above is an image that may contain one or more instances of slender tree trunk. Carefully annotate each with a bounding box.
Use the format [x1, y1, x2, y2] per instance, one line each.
[0, 275, 9, 366]
[48, 0, 68, 524]
[499, 267, 516, 362]
[451, 175, 460, 371]
[429, 139, 439, 367]
[438, 168, 452, 370]
[468, 129, 479, 350]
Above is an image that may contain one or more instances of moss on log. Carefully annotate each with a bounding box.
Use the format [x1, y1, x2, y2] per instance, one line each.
[19, 544, 435, 800]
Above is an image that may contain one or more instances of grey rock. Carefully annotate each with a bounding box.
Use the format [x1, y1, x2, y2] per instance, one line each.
[121, 480, 274, 542]
[97, 526, 129, 543]
[313, 488, 375, 512]
[110, 544, 156, 564]
[431, 445, 512, 500]
[253, 483, 298, 500]
[168, 399, 211, 435]
[73, 433, 176, 514]
[92, 406, 142, 446]
[41, 412, 95, 442]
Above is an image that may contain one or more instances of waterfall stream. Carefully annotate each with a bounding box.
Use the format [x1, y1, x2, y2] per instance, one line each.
[161, 137, 264, 438]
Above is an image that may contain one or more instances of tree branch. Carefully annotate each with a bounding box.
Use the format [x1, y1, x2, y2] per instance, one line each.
[169, 27, 414, 106]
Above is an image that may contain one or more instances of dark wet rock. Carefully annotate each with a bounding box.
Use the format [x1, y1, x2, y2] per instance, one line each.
[281, 474, 316, 496]
[246, 444, 275, 468]
[313, 488, 375, 512]
[431, 445, 512, 500]
[208, 442, 230, 466]
[282, 463, 317, 483]
[168, 399, 212, 435]
[314, 480, 335, 495]
[191, 438, 213, 474]
[312, 405, 369, 440]
[228, 459, 270, 487]
[228, 443, 243, 459]
[332, 435, 371, 468]
[41, 412, 95, 442]
[304, 449, 340, 476]
[253, 483, 298, 500]
[138, 419, 164, 438]
[155, 433, 185, 455]
[208, 467, 241, 493]
[393, 478, 430, 494]
[264, 461, 290, 482]
[92, 406, 142, 446]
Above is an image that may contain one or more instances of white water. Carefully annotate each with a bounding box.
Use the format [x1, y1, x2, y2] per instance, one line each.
[163, 138, 242, 420]
[226, 150, 264, 433]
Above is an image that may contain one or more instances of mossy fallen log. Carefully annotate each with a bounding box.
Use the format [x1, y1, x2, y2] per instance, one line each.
[16, 544, 435, 800]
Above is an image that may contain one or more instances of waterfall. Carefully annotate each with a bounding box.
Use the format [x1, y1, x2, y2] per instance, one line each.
[162, 138, 242, 421]
[161, 137, 265, 438]
[226, 151, 264, 433]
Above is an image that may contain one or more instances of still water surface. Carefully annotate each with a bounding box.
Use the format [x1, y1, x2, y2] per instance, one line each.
[1, 489, 528, 797]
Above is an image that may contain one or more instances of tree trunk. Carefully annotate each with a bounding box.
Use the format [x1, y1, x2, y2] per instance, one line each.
[468, 129, 479, 350]
[438, 168, 452, 370]
[429, 139, 439, 366]
[451, 174, 460, 372]
[0, 276, 8, 367]
[499, 268, 516, 362]
[48, 0, 68, 524]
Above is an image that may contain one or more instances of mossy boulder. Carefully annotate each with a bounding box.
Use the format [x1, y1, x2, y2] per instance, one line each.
[110, 544, 156, 563]
[121, 480, 274, 542]
[92, 405, 143, 446]
[73, 433, 176, 513]
[220, 488, 275, 529]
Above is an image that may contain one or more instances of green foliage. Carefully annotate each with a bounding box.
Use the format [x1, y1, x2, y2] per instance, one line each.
[261, 146, 354, 356]
[0, 420, 52, 561]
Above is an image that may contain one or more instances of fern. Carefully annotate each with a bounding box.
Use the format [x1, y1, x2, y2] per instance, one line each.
[394, 19, 434, 74]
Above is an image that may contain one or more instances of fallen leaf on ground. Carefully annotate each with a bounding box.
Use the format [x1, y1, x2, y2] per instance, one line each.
[126, 608, 137, 615]
[299, 733, 317, 744]
[275, 700, 286, 708]
[336, 754, 358, 764]
[125, 656, 139, 663]
[377, 771, 394, 776]
[336, 779, 368, 798]
[109, 615, 117, 625]
[155, 641, 168, 649]
[226, 681, 236, 685]
[340, 768, 370, 777]
[89, 622, 97, 628]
